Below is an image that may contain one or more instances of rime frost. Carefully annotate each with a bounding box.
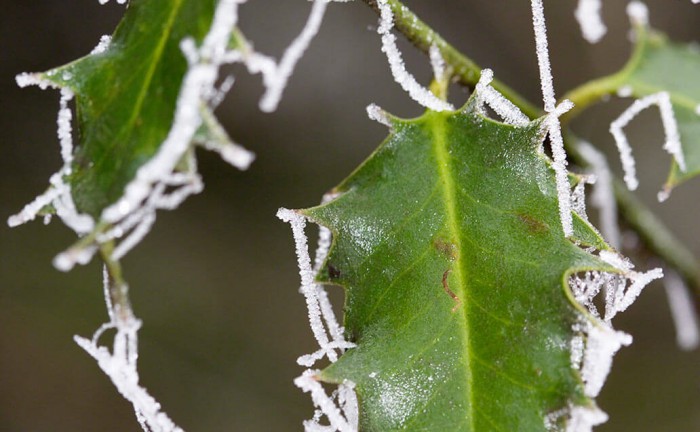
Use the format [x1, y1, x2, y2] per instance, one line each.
[575, 0, 607, 44]
[530, 0, 575, 237]
[566, 249, 663, 429]
[474, 69, 529, 126]
[278, 206, 358, 432]
[75, 267, 183, 432]
[375, 0, 454, 112]
[609, 92, 686, 198]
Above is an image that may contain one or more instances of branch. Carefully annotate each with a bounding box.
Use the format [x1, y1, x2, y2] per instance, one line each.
[360, 0, 700, 311]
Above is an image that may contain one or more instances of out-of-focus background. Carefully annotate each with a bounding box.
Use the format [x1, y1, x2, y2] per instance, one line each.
[1, 1, 699, 430]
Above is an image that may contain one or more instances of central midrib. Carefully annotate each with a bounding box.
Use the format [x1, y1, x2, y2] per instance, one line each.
[430, 112, 475, 431]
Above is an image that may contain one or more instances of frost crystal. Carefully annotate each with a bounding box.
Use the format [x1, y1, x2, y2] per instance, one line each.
[366, 103, 393, 127]
[566, 249, 663, 429]
[575, 0, 607, 44]
[278, 206, 358, 432]
[375, 0, 454, 112]
[530, 0, 575, 237]
[664, 269, 700, 350]
[609, 92, 686, 197]
[75, 267, 183, 432]
[474, 69, 529, 126]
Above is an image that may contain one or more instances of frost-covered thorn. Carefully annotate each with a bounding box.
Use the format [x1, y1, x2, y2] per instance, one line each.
[15, 72, 56, 90]
[575, 0, 607, 44]
[366, 103, 392, 127]
[375, 0, 454, 112]
[627, 1, 649, 27]
[664, 269, 700, 350]
[53, 245, 98, 272]
[90, 35, 112, 55]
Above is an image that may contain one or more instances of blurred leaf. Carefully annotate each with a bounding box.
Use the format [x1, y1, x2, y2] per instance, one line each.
[618, 27, 700, 193]
[302, 97, 613, 430]
[41, 0, 216, 216]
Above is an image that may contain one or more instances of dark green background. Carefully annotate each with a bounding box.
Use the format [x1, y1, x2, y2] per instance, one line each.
[1, 1, 698, 430]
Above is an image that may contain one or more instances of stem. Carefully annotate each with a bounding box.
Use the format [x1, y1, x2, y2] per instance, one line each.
[361, 0, 700, 309]
[99, 241, 133, 323]
[361, 0, 541, 119]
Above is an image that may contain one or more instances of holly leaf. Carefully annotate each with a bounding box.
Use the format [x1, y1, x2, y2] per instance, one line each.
[617, 26, 700, 195]
[39, 0, 217, 216]
[301, 98, 615, 430]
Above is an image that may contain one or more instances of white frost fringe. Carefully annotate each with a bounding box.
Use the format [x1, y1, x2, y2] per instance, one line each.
[567, 250, 663, 431]
[375, 0, 454, 112]
[609, 91, 686, 201]
[474, 69, 530, 126]
[531, 0, 575, 238]
[277, 206, 358, 432]
[75, 266, 183, 432]
[575, 0, 607, 44]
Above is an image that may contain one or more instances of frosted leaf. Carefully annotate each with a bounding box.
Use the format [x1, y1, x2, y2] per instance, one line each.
[575, 0, 607, 44]
[577, 141, 620, 249]
[374, 0, 454, 112]
[664, 269, 700, 350]
[609, 92, 686, 195]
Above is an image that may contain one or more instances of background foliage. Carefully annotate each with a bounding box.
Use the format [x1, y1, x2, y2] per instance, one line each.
[1, 0, 699, 430]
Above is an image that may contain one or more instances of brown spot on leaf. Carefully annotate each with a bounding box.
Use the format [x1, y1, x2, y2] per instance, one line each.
[433, 237, 458, 261]
[516, 212, 549, 234]
[442, 269, 461, 313]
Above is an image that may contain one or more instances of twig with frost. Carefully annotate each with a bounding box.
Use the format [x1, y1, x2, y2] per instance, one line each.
[277, 207, 358, 432]
[531, 0, 575, 237]
[609, 91, 686, 201]
[75, 266, 183, 432]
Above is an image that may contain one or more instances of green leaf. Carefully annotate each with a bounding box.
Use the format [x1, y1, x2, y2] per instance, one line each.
[301, 98, 615, 430]
[41, 0, 217, 217]
[617, 27, 700, 194]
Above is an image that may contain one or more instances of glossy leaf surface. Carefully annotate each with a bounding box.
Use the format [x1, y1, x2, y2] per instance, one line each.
[303, 99, 612, 431]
